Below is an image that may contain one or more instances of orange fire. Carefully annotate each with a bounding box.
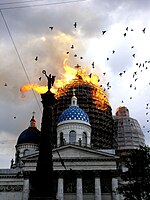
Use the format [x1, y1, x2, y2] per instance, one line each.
[20, 59, 110, 110]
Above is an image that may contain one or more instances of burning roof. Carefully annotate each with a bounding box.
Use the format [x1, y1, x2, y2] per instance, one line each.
[20, 59, 110, 110]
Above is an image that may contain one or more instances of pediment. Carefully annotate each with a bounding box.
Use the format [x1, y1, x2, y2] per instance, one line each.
[53, 145, 117, 160]
[21, 145, 117, 161]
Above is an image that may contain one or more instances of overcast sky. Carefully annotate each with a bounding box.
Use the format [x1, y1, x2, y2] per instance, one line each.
[0, 0, 150, 168]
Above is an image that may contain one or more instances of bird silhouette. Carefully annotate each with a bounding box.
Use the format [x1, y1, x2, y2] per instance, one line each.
[126, 27, 128, 31]
[124, 33, 126, 37]
[142, 28, 146, 33]
[112, 50, 115, 54]
[132, 54, 135, 58]
[80, 57, 83, 59]
[49, 27, 53, 30]
[89, 73, 92, 78]
[4, 83, 7, 86]
[74, 54, 77, 57]
[66, 52, 69, 54]
[102, 30, 106, 35]
[103, 72, 106, 76]
[71, 45, 74, 49]
[39, 77, 42, 81]
[35, 56, 38, 61]
[131, 46, 134, 48]
[74, 22, 77, 28]
[92, 62, 94, 68]
[107, 57, 109, 61]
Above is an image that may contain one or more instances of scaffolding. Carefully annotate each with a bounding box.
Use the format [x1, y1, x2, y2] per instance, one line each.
[53, 77, 116, 149]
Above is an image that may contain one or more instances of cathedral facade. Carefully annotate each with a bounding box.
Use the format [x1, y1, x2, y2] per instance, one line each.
[0, 78, 145, 200]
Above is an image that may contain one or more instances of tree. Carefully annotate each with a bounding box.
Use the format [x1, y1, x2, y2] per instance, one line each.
[118, 145, 150, 200]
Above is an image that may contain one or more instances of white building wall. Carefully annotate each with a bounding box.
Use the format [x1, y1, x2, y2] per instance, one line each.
[57, 121, 91, 147]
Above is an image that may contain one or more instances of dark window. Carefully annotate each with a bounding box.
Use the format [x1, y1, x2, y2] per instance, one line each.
[82, 132, 87, 146]
[60, 132, 64, 146]
[69, 130, 76, 144]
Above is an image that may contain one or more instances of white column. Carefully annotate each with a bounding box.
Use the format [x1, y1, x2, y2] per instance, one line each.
[77, 177, 83, 200]
[57, 177, 64, 200]
[22, 178, 29, 200]
[112, 178, 119, 200]
[95, 176, 101, 200]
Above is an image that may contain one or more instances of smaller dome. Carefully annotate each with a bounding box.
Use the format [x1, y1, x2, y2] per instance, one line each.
[115, 106, 129, 118]
[17, 114, 40, 145]
[58, 105, 90, 123]
[17, 127, 40, 145]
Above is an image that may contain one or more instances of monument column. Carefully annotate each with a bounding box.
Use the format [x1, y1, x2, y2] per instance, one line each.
[35, 71, 56, 199]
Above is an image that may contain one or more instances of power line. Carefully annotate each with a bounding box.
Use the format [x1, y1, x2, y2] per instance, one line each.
[0, 0, 86, 10]
[0, 9, 42, 113]
[0, 0, 47, 6]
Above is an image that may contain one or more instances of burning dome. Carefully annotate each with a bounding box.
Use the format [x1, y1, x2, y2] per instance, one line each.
[58, 106, 89, 123]
[20, 61, 116, 149]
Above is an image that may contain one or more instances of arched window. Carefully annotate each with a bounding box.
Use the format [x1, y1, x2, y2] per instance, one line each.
[23, 149, 29, 156]
[69, 130, 76, 144]
[60, 132, 64, 146]
[82, 132, 87, 146]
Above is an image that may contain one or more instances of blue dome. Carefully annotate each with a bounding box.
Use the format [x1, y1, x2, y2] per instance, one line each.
[17, 127, 40, 145]
[58, 106, 90, 123]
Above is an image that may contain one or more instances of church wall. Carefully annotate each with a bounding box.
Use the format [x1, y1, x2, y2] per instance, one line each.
[0, 178, 23, 200]
[0, 191, 22, 200]
[57, 122, 91, 146]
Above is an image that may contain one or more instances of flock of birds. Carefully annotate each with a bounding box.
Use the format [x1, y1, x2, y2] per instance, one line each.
[2, 21, 150, 136]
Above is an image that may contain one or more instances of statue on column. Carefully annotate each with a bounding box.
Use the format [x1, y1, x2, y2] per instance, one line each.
[42, 70, 56, 91]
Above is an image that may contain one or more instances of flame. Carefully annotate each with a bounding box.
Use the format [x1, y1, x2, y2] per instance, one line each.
[20, 59, 110, 110]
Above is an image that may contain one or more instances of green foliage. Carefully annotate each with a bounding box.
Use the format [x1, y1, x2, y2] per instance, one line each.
[118, 145, 150, 200]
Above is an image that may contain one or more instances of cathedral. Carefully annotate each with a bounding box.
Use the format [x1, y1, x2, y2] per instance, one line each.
[0, 72, 145, 200]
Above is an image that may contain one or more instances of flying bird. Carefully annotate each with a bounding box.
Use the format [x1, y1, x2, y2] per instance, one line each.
[131, 46, 134, 48]
[119, 73, 123, 77]
[89, 73, 92, 78]
[107, 57, 109, 61]
[102, 30, 106, 35]
[74, 54, 77, 57]
[80, 57, 83, 59]
[71, 45, 74, 49]
[4, 83, 7, 86]
[124, 33, 126, 37]
[92, 62, 94, 68]
[66, 52, 69, 54]
[49, 26, 53, 30]
[142, 27, 146, 33]
[39, 77, 42, 81]
[132, 54, 135, 58]
[126, 27, 128, 31]
[103, 72, 106, 76]
[14, 116, 16, 119]
[112, 50, 115, 54]
[35, 56, 38, 61]
[74, 22, 77, 28]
